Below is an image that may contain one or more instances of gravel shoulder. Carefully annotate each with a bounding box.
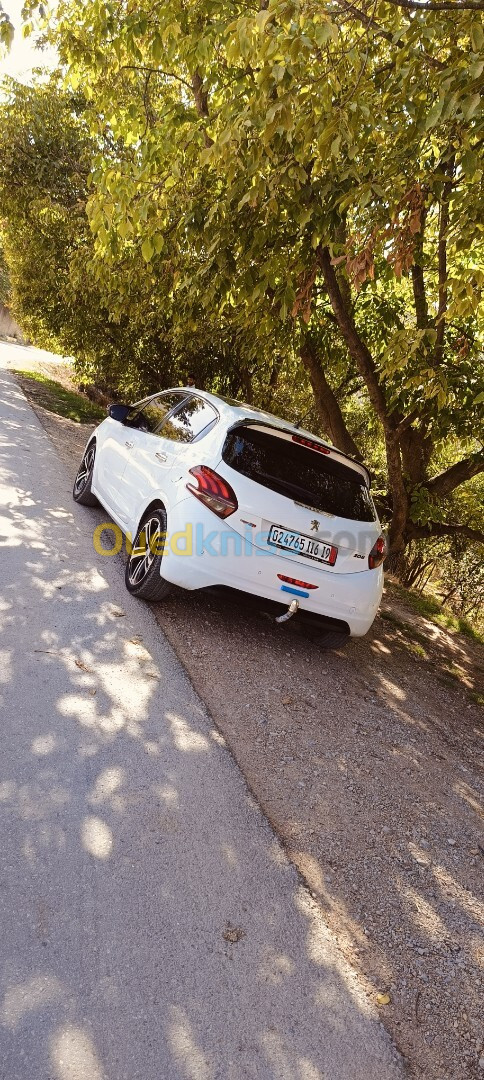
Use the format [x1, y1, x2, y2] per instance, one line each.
[17, 370, 484, 1080]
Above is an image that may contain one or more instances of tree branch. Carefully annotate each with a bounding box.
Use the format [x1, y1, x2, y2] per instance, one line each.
[384, 0, 484, 9]
[411, 205, 429, 330]
[300, 336, 362, 459]
[121, 65, 193, 92]
[318, 246, 393, 431]
[395, 408, 421, 438]
[426, 451, 484, 498]
[336, 2, 445, 66]
[409, 522, 484, 544]
[338, 2, 393, 42]
[434, 156, 455, 366]
[192, 71, 213, 148]
[192, 71, 209, 118]
[411, 265, 429, 329]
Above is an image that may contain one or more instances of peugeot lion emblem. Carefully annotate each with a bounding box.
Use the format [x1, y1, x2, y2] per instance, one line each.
[311, 519, 320, 532]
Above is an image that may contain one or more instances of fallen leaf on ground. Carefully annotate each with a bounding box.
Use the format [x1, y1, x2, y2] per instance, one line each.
[75, 659, 91, 673]
[376, 993, 392, 1006]
[223, 925, 246, 943]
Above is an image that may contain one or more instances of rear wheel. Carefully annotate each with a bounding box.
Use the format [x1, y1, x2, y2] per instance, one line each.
[125, 509, 172, 602]
[73, 441, 98, 506]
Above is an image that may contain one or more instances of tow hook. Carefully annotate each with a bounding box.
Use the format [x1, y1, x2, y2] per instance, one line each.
[275, 598, 300, 624]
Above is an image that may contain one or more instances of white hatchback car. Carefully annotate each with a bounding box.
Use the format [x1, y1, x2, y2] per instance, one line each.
[73, 387, 385, 645]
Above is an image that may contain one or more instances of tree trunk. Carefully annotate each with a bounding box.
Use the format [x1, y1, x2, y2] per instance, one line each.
[384, 432, 409, 554]
[239, 365, 253, 403]
[318, 246, 409, 554]
[399, 425, 432, 487]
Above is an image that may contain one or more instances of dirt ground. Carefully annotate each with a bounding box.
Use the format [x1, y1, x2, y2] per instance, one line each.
[16, 379, 484, 1080]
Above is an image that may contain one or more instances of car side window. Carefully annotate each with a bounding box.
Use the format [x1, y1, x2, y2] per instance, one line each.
[126, 393, 188, 434]
[157, 396, 218, 443]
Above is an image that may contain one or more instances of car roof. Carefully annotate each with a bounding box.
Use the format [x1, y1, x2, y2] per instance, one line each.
[175, 386, 330, 441]
[171, 387, 371, 487]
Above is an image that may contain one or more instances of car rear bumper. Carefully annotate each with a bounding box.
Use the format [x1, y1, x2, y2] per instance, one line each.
[159, 499, 383, 636]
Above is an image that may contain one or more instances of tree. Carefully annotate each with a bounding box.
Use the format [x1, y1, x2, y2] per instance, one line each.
[12, 2, 484, 553]
[0, 78, 244, 398]
[0, 240, 9, 306]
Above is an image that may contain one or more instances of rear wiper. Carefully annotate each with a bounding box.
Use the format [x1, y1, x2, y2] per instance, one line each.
[258, 471, 318, 504]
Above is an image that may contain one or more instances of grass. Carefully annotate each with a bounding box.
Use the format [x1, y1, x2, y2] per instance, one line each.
[382, 597, 483, 706]
[391, 583, 484, 645]
[13, 370, 106, 425]
[380, 609, 429, 652]
[404, 640, 427, 659]
[443, 663, 465, 682]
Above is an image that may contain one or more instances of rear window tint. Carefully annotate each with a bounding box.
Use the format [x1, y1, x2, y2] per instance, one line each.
[222, 426, 376, 522]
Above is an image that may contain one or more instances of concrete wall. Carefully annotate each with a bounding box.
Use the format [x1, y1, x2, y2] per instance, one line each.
[0, 303, 25, 343]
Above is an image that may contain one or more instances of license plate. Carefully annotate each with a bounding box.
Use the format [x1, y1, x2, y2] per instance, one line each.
[268, 524, 336, 565]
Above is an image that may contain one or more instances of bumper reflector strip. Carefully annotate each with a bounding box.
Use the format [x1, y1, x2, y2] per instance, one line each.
[280, 585, 309, 598]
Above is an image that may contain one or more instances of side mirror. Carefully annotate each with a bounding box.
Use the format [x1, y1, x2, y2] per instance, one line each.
[108, 403, 131, 423]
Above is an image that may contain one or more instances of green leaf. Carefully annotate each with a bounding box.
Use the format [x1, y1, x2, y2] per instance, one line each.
[462, 150, 477, 176]
[470, 22, 483, 52]
[152, 32, 163, 62]
[314, 22, 333, 46]
[0, 10, 14, 48]
[424, 98, 444, 130]
[462, 94, 481, 121]
[255, 10, 271, 31]
[297, 206, 312, 227]
[141, 237, 154, 263]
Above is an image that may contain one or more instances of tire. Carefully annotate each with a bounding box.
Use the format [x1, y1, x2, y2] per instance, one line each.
[125, 508, 172, 602]
[73, 441, 99, 506]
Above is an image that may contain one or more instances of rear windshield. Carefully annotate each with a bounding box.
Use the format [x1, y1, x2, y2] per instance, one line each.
[222, 426, 376, 522]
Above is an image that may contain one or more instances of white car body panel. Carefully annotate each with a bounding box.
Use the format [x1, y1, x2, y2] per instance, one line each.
[85, 388, 385, 636]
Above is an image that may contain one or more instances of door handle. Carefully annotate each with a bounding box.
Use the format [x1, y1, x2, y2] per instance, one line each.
[125, 440, 134, 449]
[155, 451, 167, 463]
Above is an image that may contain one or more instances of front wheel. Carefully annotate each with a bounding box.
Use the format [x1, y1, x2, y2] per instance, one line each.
[125, 509, 172, 602]
[73, 441, 99, 506]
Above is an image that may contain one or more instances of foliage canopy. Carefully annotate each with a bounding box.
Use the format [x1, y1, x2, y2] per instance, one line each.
[1, 0, 483, 560]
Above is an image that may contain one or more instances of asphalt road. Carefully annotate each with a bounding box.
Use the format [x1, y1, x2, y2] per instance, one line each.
[0, 358, 403, 1080]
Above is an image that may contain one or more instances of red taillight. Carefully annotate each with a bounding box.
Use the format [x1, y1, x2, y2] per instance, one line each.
[368, 535, 386, 569]
[186, 466, 238, 519]
[277, 575, 319, 590]
[292, 434, 331, 454]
